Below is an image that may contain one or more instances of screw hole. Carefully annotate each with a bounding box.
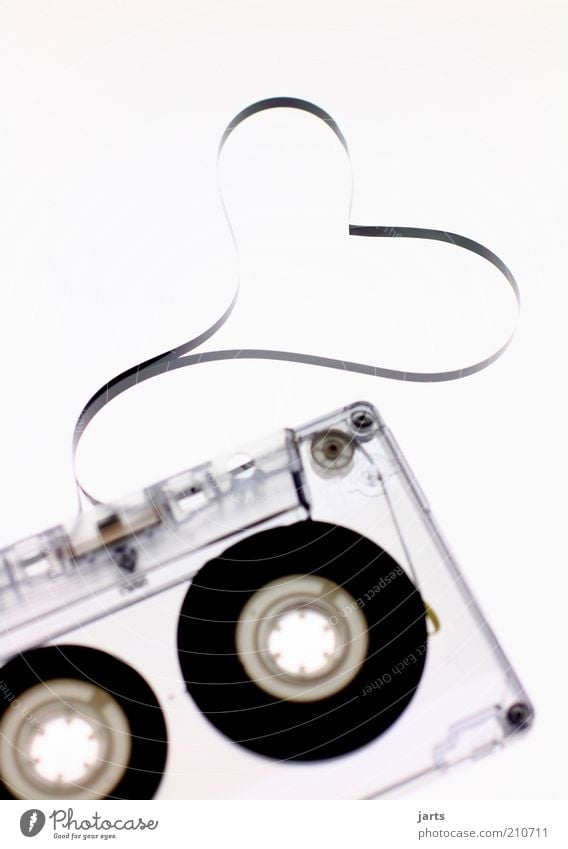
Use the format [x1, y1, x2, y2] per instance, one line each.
[506, 702, 532, 729]
[350, 411, 374, 434]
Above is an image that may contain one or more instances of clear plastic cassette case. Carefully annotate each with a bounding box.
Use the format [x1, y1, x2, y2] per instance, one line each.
[0, 401, 532, 800]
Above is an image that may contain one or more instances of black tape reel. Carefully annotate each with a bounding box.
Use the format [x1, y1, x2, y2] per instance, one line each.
[178, 520, 428, 761]
[0, 645, 168, 800]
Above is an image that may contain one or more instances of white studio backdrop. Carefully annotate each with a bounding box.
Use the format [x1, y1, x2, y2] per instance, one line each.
[0, 0, 567, 801]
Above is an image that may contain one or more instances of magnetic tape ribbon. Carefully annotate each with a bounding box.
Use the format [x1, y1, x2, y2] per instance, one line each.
[72, 97, 520, 507]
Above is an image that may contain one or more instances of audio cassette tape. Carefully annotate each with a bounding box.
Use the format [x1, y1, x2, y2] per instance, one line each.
[0, 401, 533, 799]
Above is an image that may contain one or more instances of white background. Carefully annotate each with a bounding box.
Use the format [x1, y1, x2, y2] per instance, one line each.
[0, 0, 567, 804]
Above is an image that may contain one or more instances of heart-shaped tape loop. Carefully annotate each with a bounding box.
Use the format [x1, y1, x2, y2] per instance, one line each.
[72, 97, 520, 508]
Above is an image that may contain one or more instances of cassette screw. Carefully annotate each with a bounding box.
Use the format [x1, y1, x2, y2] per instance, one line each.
[506, 702, 532, 729]
[349, 411, 375, 439]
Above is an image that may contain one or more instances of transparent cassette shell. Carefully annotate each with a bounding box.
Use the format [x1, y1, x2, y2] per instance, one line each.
[0, 401, 533, 799]
[0, 431, 304, 663]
